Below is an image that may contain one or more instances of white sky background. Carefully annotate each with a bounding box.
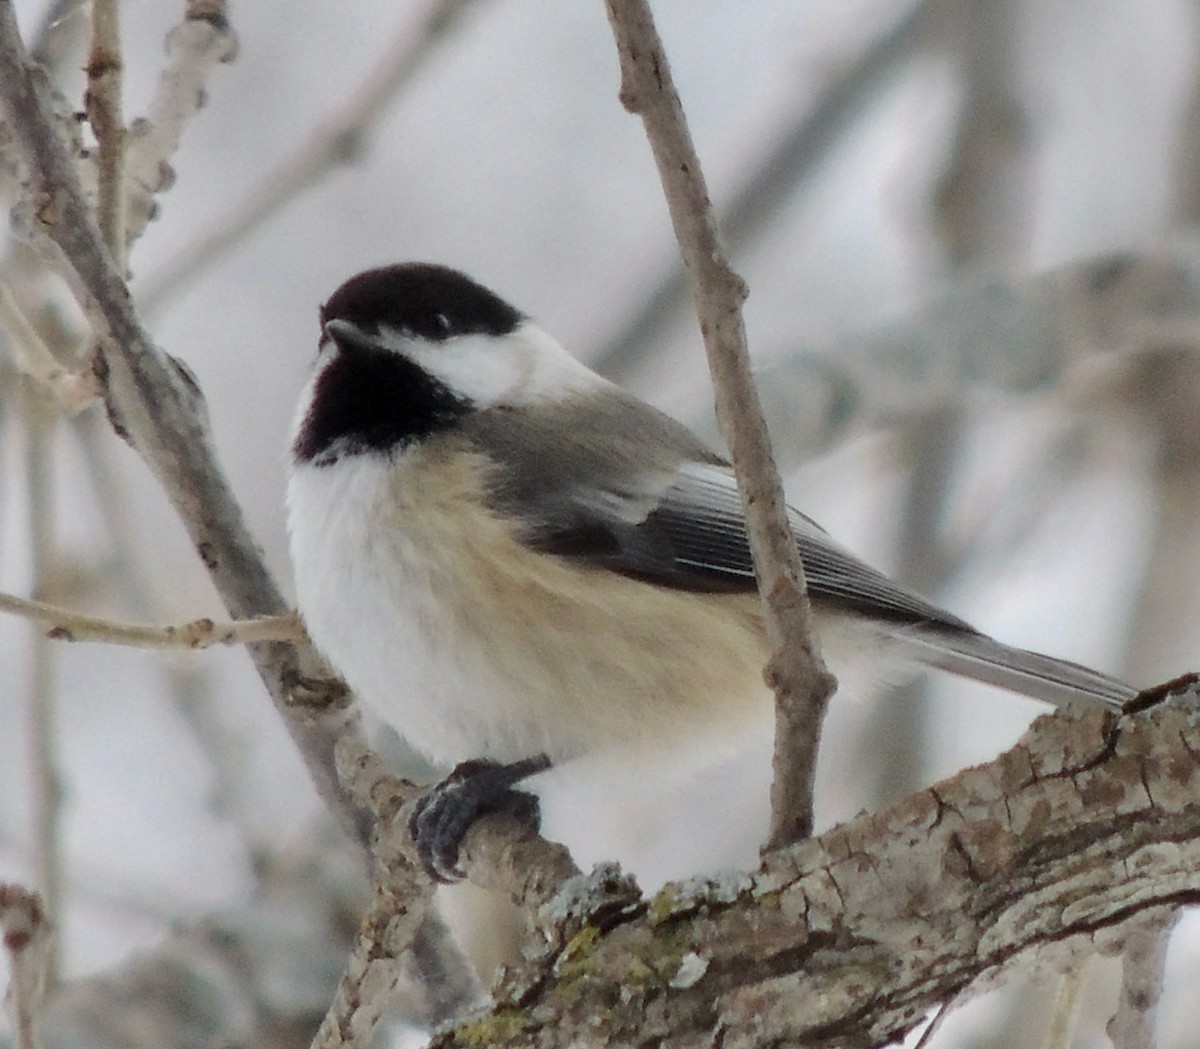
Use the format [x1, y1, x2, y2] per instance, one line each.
[2, 0, 1199, 1046]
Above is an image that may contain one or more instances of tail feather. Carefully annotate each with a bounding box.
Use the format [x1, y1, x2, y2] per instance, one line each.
[892, 627, 1136, 710]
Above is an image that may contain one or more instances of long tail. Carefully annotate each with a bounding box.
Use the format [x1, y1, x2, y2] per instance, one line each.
[891, 626, 1136, 710]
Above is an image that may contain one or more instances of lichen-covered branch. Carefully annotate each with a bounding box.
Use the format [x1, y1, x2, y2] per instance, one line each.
[427, 699, 1200, 1048]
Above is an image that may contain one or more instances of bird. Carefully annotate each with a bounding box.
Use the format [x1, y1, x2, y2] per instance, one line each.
[286, 262, 1136, 880]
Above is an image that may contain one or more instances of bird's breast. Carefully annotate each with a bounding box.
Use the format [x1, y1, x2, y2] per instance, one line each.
[287, 445, 772, 767]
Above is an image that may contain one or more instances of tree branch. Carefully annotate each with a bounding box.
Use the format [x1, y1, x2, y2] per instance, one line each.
[137, 0, 478, 312]
[594, 0, 944, 380]
[0, 281, 98, 412]
[309, 744, 440, 1049]
[739, 239, 1200, 467]
[121, 0, 237, 249]
[0, 590, 306, 649]
[0, 0, 370, 845]
[85, 0, 126, 271]
[601, 0, 836, 850]
[1106, 908, 1177, 1049]
[428, 697, 1200, 1048]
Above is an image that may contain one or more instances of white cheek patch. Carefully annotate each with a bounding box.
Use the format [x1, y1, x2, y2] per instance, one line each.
[404, 322, 607, 409]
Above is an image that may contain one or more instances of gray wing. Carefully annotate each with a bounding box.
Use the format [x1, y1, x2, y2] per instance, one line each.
[464, 400, 971, 628]
[585, 459, 978, 631]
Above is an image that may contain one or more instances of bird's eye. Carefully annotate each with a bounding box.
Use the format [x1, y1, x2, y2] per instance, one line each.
[434, 313, 451, 334]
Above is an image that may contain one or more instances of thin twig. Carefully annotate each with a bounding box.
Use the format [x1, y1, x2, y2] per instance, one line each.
[68, 410, 266, 833]
[138, 0, 478, 312]
[913, 997, 955, 1049]
[85, 0, 126, 271]
[121, 0, 236, 248]
[0, 282, 98, 412]
[0, 883, 52, 1049]
[1106, 909, 1178, 1049]
[23, 394, 62, 986]
[0, 589, 306, 649]
[1044, 963, 1087, 1049]
[601, 0, 835, 848]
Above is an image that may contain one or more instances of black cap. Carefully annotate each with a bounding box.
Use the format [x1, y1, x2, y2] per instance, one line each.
[320, 263, 524, 343]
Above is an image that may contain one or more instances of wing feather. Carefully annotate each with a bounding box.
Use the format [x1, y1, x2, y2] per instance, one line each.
[463, 403, 1133, 709]
[465, 402, 970, 626]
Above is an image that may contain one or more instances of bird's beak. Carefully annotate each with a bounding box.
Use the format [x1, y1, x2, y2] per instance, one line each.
[322, 318, 380, 353]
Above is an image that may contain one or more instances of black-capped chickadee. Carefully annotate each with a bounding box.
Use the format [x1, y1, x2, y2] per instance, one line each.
[287, 263, 1136, 880]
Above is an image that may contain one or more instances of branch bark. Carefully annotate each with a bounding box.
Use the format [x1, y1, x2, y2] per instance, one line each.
[85, 0, 126, 270]
[427, 698, 1200, 1048]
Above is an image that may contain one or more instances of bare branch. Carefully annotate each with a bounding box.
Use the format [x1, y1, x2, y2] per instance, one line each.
[458, 813, 583, 924]
[601, 0, 835, 849]
[0, 590, 306, 648]
[310, 744, 439, 1049]
[0, 883, 53, 1049]
[1044, 963, 1087, 1049]
[84, 0, 126, 270]
[594, 0, 944, 379]
[0, 282, 98, 412]
[0, 0, 372, 846]
[734, 240, 1200, 467]
[23, 402, 62, 986]
[121, 1, 236, 248]
[137, 0, 477, 312]
[1105, 908, 1178, 1049]
[429, 699, 1200, 1048]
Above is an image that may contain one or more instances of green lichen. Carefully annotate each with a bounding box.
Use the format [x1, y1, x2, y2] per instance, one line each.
[559, 923, 602, 964]
[452, 1006, 530, 1047]
[648, 884, 681, 925]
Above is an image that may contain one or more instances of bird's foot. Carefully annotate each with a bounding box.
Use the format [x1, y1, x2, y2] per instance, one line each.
[409, 754, 551, 882]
